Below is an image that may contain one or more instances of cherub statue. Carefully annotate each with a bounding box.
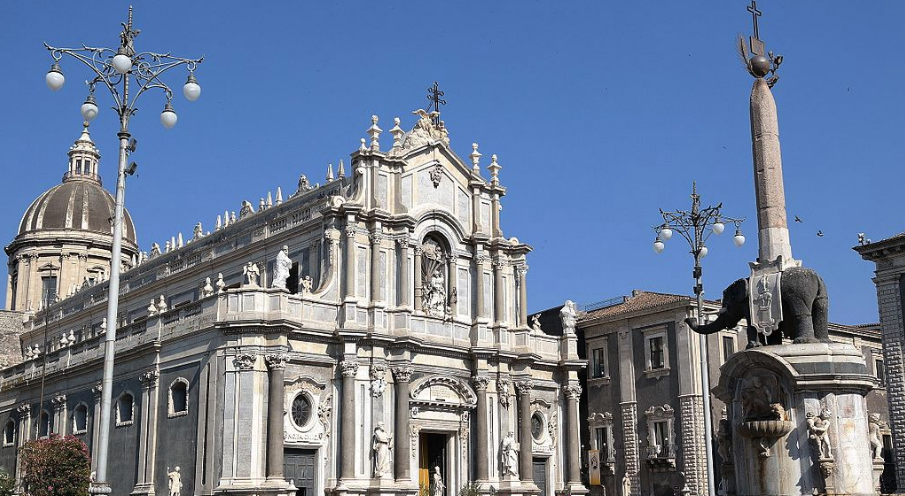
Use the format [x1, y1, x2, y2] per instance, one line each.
[807, 409, 832, 459]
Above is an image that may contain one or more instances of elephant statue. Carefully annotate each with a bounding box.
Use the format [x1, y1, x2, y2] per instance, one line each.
[685, 266, 830, 348]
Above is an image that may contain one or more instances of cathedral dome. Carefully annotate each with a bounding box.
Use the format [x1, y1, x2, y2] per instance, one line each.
[16, 124, 136, 243]
[17, 179, 136, 243]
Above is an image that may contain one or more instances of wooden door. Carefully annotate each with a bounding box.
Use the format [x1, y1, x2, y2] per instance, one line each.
[284, 449, 316, 496]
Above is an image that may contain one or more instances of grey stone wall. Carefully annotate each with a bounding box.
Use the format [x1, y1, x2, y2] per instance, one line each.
[108, 377, 141, 496]
[0, 311, 24, 367]
[154, 363, 200, 496]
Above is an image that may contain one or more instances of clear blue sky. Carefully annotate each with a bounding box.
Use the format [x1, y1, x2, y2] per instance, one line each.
[1, 2, 903, 325]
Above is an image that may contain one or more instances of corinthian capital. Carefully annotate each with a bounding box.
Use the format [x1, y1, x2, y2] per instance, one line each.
[340, 360, 360, 378]
[564, 384, 582, 400]
[472, 375, 490, 392]
[515, 379, 535, 396]
[266, 354, 289, 371]
[391, 365, 414, 383]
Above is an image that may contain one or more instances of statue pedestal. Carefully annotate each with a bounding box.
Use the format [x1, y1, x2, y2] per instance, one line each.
[713, 343, 877, 496]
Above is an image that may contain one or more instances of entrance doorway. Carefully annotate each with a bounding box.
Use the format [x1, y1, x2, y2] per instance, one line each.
[532, 458, 547, 496]
[419, 432, 448, 495]
[284, 448, 317, 496]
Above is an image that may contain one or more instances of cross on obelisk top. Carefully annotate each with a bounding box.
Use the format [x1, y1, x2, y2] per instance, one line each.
[746, 1, 765, 56]
[426, 81, 446, 126]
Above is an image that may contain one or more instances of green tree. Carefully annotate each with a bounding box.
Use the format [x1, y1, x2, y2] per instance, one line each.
[19, 434, 91, 496]
[0, 469, 15, 496]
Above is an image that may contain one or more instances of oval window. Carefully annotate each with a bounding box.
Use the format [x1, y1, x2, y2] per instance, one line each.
[531, 412, 545, 441]
[291, 394, 312, 427]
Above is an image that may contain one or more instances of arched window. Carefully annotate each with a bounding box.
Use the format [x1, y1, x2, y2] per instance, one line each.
[38, 410, 51, 438]
[168, 379, 189, 418]
[3, 420, 15, 447]
[116, 392, 134, 426]
[419, 234, 451, 318]
[72, 403, 89, 434]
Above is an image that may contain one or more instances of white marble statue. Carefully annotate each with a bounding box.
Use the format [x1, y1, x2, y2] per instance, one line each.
[243, 262, 260, 288]
[372, 422, 393, 478]
[869, 413, 884, 460]
[531, 314, 542, 332]
[272, 245, 292, 290]
[622, 472, 631, 496]
[156, 295, 168, 314]
[167, 466, 182, 496]
[300, 275, 314, 295]
[216, 273, 226, 294]
[501, 431, 519, 477]
[430, 466, 445, 496]
[150, 242, 161, 258]
[807, 409, 833, 459]
[425, 268, 447, 317]
[560, 300, 578, 334]
[201, 277, 214, 297]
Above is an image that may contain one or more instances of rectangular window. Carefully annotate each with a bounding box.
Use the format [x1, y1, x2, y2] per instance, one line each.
[592, 348, 607, 378]
[596, 427, 609, 456]
[722, 335, 736, 363]
[653, 421, 669, 457]
[41, 276, 57, 305]
[876, 359, 885, 387]
[650, 336, 665, 369]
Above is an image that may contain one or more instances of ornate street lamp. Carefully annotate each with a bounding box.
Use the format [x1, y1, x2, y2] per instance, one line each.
[653, 182, 744, 495]
[44, 7, 203, 494]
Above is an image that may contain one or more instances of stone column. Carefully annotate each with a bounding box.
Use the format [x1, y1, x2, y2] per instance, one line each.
[493, 258, 505, 325]
[51, 394, 67, 435]
[473, 376, 491, 481]
[345, 226, 357, 299]
[339, 360, 360, 484]
[564, 384, 582, 485]
[491, 193, 503, 239]
[517, 266, 528, 327]
[135, 369, 159, 494]
[750, 78, 793, 264]
[392, 366, 413, 481]
[475, 254, 486, 319]
[265, 354, 288, 481]
[397, 239, 410, 308]
[413, 247, 423, 312]
[515, 379, 534, 482]
[90, 383, 103, 473]
[370, 232, 382, 303]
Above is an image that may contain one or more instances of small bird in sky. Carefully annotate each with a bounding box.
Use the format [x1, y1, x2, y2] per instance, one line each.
[794, 216, 803, 223]
[817, 230, 824, 237]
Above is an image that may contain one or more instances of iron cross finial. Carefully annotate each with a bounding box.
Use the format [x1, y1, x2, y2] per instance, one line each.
[426, 81, 446, 125]
[747, 1, 762, 41]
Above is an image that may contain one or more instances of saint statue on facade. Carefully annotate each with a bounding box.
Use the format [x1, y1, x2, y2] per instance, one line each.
[168, 467, 182, 496]
[430, 466, 445, 496]
[272, 245, 292, 290]
[501, 431, 519, 477]
[560, 300, 578, 334]
[372, 422, 393, 478]
[622, 472, 631, 496]
[426, 268, 447, 317]
[243, 262, 260, 288]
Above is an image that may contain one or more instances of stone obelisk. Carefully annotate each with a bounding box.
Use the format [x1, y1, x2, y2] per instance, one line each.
[750, 78, 795, 267]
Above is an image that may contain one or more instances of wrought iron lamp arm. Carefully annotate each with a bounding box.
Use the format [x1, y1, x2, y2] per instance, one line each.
[128, 53, 203, 110]
[45, 44, 125, 109]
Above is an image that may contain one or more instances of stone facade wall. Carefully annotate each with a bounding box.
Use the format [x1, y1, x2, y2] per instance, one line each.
[0, 311, 24, 367]
[678, 394, 705, 496]
[878, 275, 905, 487]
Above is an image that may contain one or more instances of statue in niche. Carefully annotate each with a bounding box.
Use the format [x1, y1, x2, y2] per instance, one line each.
[807, 409, 833, 459]
[272, 245, 292, 290]
[501, 431, 519, 477]
[621, 472, 631, 496]
[421, 238, 448, 317]
[372, 422, 393, 478]
[167, 466, 182, 496]
[430, 466, 445, 496]
[740, 375, 784, 421]
[869, 413, 885, 460]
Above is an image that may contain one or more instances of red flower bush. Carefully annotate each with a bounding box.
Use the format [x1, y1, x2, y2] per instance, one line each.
[19, 435, 90, 496]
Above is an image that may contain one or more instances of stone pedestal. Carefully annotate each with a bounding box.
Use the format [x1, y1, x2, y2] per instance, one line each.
[713, 343, 877, 496]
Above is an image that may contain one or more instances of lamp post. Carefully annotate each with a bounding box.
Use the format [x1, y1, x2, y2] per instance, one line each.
[652, 182, 744, 496]
[44, 7, 202, 494]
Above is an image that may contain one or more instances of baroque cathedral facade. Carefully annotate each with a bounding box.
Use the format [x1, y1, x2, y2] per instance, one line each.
[0, 110, 585, 496]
